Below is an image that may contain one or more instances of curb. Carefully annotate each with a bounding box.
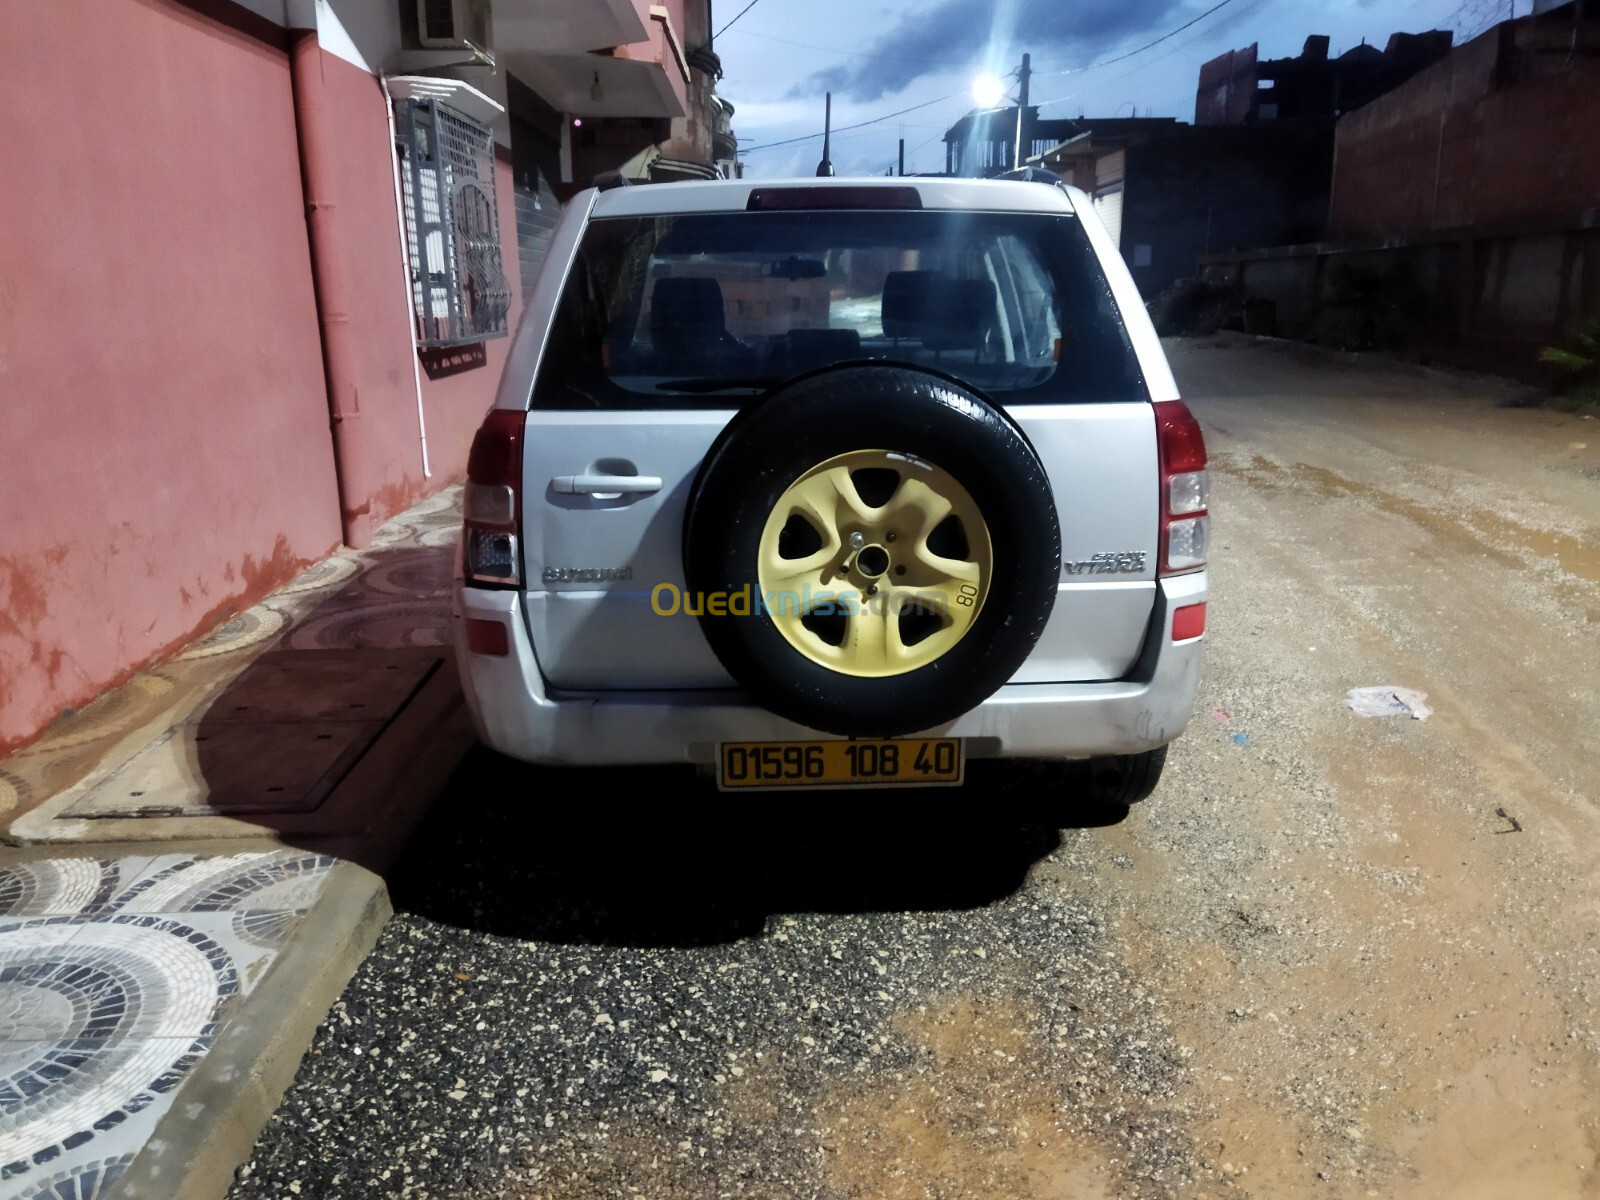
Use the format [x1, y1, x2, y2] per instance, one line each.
[106, 861, 393, 1200]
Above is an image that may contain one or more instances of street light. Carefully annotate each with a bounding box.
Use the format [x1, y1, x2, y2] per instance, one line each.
[971, 73, 1006, 109]
[970, 60, 1030, 175]
[966, 75, 1009, 177]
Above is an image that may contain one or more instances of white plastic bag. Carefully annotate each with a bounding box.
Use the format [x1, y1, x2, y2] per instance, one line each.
[1345, 686, 1432, 721]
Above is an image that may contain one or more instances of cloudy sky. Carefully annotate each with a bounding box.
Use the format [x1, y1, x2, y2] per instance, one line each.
[712, 0, 1511, 177]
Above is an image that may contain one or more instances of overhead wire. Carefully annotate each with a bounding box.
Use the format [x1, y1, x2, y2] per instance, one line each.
[737, 0, 1252, 160]
[887, 126, 953, 175]
[723, 28, 971, 69]
[1032, 0, 1243, 77]
[714, 0, 768, 40]
[1445, 0, 1512, 39]
[888, 1, 1258, 171]
[740, 89, 970, 152]
[874, 89, 1026, 173]
[1028, 0, 1267, 113]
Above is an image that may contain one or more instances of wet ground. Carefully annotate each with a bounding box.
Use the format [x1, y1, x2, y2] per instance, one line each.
[229, 338, 1600, 1199]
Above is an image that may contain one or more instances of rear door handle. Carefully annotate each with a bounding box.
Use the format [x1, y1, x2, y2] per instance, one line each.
[551, 473, 663, 495]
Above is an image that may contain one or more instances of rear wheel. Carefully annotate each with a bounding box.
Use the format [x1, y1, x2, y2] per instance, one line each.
[1063, 745, 1169, 808]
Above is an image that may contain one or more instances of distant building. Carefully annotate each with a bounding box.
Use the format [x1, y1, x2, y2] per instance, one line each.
[942, 110, 1079, 179]
[1035, 120, 1333, 298]
[1201, 4, 1600, 376]
[1328, 8, 1600, 235]
[1196, 33, 1453, 125]
[937, 27, 1454, 298]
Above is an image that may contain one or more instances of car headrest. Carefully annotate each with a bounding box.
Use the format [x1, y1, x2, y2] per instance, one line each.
[650, 277, 727, 342]
[881, 271, 995, 350]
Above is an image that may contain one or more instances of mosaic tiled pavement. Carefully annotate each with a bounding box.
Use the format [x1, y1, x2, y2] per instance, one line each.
[0, 850, 337, 1197]
[0, 488, 463, 1196]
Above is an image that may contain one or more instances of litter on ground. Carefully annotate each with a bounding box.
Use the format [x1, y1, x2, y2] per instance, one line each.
[1345, 686, 1432, 721]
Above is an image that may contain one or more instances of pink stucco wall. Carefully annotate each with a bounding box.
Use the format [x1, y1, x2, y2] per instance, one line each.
[0, 0, 342, 753]
[0, 4, 527, 754]
[614, 0, 691, 117]
[317, 50, 523, 533]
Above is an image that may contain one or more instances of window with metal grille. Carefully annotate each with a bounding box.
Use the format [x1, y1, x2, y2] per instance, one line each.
[395, 98, 512, 347]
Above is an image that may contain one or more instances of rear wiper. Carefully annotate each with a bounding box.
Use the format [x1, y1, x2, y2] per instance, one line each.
[654, 376, 779, 394]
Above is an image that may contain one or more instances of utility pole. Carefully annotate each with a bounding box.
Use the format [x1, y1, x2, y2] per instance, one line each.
[1013, 52, 1031, 170]
[816, 92, 835, 177]
[898, 138, 905, 176]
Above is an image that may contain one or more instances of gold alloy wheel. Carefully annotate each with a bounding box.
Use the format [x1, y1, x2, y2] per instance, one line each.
[756, 449, 993, 678]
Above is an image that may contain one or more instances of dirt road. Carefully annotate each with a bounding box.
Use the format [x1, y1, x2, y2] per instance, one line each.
[232, 338, 1600, 1200]
[1098, 336, 1600, 1197]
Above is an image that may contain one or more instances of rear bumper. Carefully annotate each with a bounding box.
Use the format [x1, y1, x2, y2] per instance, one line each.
[453, 574, 1206, 766]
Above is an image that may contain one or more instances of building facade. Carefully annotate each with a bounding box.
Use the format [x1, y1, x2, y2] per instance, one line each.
[0, 0, 734, 755]
[1328, 9, 1600, 236]
[1039, 121, 1335, 300]
[1000, 29, 1452, 298]
[1202, 5, 1600, 371]
[1196, 33, 1453, 126]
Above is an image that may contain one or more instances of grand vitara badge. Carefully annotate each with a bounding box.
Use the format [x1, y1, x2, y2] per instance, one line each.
[1062, 551, 1147, 576]
[542, 566, 634, 583]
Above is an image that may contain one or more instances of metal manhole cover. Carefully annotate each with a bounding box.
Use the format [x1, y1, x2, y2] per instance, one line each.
[200, 651, 439, 723]
[65, 720, 385, 818]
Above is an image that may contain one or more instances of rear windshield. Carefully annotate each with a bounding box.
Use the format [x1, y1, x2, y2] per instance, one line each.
[531, 208, 1147, 409]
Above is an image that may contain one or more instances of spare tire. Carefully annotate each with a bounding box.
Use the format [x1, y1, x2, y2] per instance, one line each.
[684, 365, 1060, 737]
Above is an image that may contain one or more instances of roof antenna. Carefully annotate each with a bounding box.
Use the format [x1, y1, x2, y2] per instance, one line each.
[816, 92, 835, 176]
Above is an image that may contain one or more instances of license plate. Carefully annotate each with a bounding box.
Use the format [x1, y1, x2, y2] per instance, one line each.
[718, 738, 963, 790]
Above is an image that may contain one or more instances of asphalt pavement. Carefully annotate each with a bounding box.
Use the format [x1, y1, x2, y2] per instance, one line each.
[228, 337, 1600, 1200]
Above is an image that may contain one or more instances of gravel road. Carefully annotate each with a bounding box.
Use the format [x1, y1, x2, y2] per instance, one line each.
[230, 337, 1600, 1200]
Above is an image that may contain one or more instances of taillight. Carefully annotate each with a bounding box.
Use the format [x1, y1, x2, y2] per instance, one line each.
[1154, 400, 1208, 577]
[463, 408, 524, 587]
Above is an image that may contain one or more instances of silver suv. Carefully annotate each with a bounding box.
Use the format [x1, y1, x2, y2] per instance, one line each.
[453, 177, 1208, 805]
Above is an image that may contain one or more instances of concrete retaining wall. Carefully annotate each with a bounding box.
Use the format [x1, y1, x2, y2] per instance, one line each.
[1201, 221, 1600, 375]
